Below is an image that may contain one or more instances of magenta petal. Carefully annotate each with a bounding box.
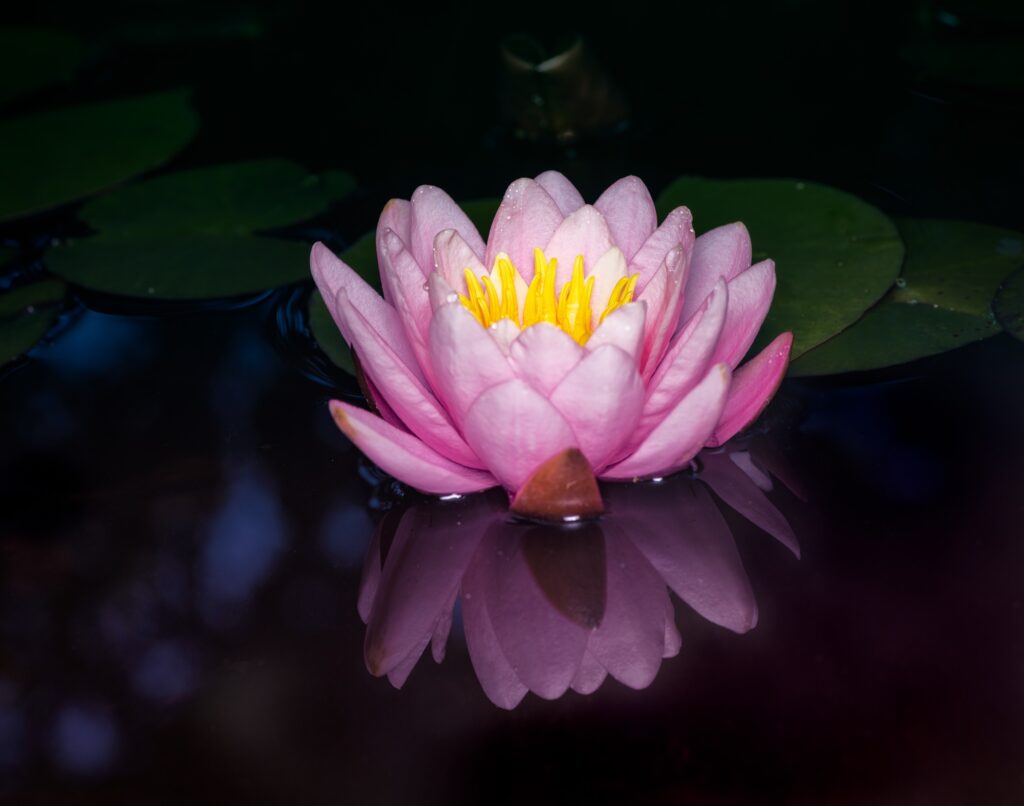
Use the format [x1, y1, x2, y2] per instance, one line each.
[571, 650, 607, 695]
[433, 228, 486, 297]
[329, 401, 496, 494]
[534, 170, 585, 216]
[594, 176, 658, 261]
[508, 322, 585, 396]
[409, 185, 486, 274]
[638, 245, 688, 378]
[428, 303, 515, 420]
[310, 242, 423, 383]
[710, 331, 793, 446]
[603, 363, 731, 481]
[462, 379, 578, 491]
[544, 204, 614, 288]
[587, 302, 646, 361]
[630, 206, 695, 292]
[550, 345, 645, 473]
[663, 603, 682, 658]
[375, 199, 412, 302]
[484, 178, 565, 281]
[709, 259, 777, 370]
[681, 222, 753, 324]
[336, 291, 482, 468]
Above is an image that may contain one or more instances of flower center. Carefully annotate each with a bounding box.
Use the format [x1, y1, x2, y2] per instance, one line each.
[458, 248, 638, 345]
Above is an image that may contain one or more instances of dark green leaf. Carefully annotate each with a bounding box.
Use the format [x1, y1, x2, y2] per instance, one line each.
[0, 279, 65, 364]
[0, 28, 83, 106]
[460, 197, 501, 239]
[993, 265, 1024, 343]
[309, 290, 355, 375]
[0, 90, 198, 222]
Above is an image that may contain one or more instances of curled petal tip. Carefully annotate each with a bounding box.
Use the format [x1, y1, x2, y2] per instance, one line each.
[510, 448, 604, 522]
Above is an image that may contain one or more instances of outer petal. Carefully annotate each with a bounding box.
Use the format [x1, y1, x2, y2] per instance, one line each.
[336, 290, 483, 468]
[594, 175, 658, 261]
[434, 228, 487, 297]
[603, 363, 731, 481]
[549, 345, 645, 472]
[428, 302, 515, 420]
[329, 401, 497, 494]
[709, 259, 776, 369]
[310, 242, 423, 383]
[709, 331, 792, 446]
[375, 199, 412, 303]
[380, 230, 434, 346]
[534, 170, 585, 216]
[638, 245, 688, 378]
[571, 650, 607, 695]
[484, 178, 565, 281]
[630, 206, 694, 292]
[462, 379, 578, 491]
[409, 185, 486, 274]
[508, 322, 585, 396]
[544, 205, 614, 289]
[586, 301, 646, 361]
[680, 222, 752, 324]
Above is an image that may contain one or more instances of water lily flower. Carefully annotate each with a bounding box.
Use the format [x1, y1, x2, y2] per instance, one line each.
[311, 173, 792, 515]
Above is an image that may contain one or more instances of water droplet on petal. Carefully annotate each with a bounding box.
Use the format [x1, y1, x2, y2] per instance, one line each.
[445, 292, 459, 304]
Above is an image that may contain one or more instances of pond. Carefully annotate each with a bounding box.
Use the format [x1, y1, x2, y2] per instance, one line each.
[2, 5, 1024, 804]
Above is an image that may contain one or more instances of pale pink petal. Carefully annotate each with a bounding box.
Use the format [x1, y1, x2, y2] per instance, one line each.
[534, 170, 585, 216]
[427, 270, 457, 312]
[586, 302, 646, 361]
[488, 318, 521, 356]
[375, 199, 411, 303]
[594, 175, 658, 261]
[336, 291, 483, 468]
[310, 242, 423, 383]
[484, 178, 565, 281]
[462, 379, 578, 491]
[409, 185, 486, 274]
[550, 345, 645, 472]
[380, 230, 433, 345]
[329, 401, 497, 494]
[603, 363, 731, 481]
[700, 450, 799, 557]
[433, 229, 486, 297]
[362, 374, 406, 431]
[544, 204, 614, 288]
[680, 222, 753, 324]
[709, 331, 792, 446]
[508, 322, 585, 396]
[638, 245, 688, 378]
[630, 206, 695, 292]
[570, 649, 607, 695]
[587, 247, 628, 318]
[709, 259, 776, 370]
[428, 303, 515, 420]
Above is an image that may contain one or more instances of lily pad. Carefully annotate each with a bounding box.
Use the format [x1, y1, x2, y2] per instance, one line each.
[791, 219, 1023, 375]
[0, 90, 198, 222]
[0, 279, 65, 365]
[309, 290, 355, 375]
[46, 234, 311, 299]
[993, 265, 1024, 343]
[656, 178, 904, 360]
[78, 160, 355, 236]
[0, 28, 83, 106]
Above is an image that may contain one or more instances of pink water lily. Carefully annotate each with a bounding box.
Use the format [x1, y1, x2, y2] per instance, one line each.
[312, 172, 792, 510]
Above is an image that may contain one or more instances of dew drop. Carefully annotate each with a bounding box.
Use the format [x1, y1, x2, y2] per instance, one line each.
[895, 277, 907, 288]
[445, 292, 459, 304]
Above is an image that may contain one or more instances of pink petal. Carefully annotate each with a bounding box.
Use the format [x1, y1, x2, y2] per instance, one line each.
[433, 228, 486, 297]
[336, 291, 483, 468]
[380, 230, 434, 346]
[462, 379, 578, 491]
[329, 401, 497, 494]
[428, 303, 515, 420]
[484, 178, 565, 281]
[550, 345, 645, 472]
[587, 247, 628, 318]
[680, 222, 752, 324]
[663, 602, 682, 658]
[543, 204, 614, 288]
[630, 206, 695, 292]
[586, 302, 646, 361]
[638, 245, 688, 378]
[508, 322, 585, 396]
[375, 199, 411, 303]
[603, 363, 731, 481]
[310, 242, 423, 383]
[570, 650, 607, 695]
[700, 450, 799, 557]
[709, 331, 792, 446]
[534, 170, 585, 216]
[409, 185, 486, 275]
[594, 176, 658, 261]
[709, 259, 776, 370]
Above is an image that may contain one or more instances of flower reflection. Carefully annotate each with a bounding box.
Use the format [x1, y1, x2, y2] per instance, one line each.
[357, 446, 798, 708]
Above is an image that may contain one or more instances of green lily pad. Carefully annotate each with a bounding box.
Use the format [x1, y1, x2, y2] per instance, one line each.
[993, 265, 1024, 343]
[46, 234, 311, 299]
[309, 290, 355, 375]
[656, 178, 904, 360]
[78, 160, 355, 236]
[0, 90, 198, 222]
[791, 219, 1023, 375]
[0, 28, 83, 106]
[0, 279, 65, 365]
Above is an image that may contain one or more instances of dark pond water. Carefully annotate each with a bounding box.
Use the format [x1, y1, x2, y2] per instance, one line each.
[3, 3, 1024, 804]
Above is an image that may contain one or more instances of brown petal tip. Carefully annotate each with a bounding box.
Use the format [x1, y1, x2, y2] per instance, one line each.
[510, 448, 604, 522]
